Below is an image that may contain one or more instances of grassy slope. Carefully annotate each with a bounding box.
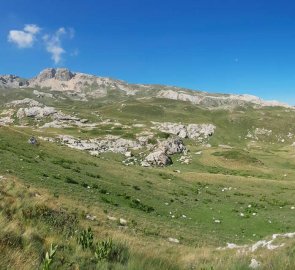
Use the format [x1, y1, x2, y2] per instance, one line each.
[1, 88, 295, 269]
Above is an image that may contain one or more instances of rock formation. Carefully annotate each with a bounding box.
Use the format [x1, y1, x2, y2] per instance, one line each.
[153, 122, 216, 141]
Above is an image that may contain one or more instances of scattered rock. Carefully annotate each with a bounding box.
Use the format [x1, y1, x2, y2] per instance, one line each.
[219, 144, 233, 149]
[38, 136, 55, 142]
[86, 214, 97, 221]
[178, 155, 192, 164]
[246, 128, 272, 141]
[28, 136, 38, 145]
[143, 150, 172, 166]
[168, 237, 180, 244]
[0, 116, 14, 126]
[34, 192, 41, 197]
[133, 123, 146, 128]
[119, 218, 127, 226]
[107, 216, 117, 221]
[249, 259, 261, 269]
[33, 90, 54, 98]
[7, 98, 42, 108]
[218, 232, 295, 252]
[124, 151, 132, 158]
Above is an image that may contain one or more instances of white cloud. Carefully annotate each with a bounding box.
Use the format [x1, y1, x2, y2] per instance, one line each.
[24, 24, 41, 34]
[43, 28, 67, 64]
[8, 24, 40, 48]
[8, 24, 76, 64]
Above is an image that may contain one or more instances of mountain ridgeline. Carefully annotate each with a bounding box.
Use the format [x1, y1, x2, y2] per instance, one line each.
[0, 68, 291, 108]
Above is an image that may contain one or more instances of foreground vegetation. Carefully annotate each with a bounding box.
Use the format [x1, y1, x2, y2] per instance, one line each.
[1, 125, 295, 269]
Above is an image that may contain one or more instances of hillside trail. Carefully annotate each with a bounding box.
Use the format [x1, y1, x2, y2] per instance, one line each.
[6, 126, 32, 136]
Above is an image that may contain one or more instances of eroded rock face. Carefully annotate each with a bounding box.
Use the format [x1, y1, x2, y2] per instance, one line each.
[17, 106, 57, 118]
[27, 68, 137, 97]
[0, 75, 28, 88]
[55, 68, 74, 81]
[7, 98, 43, 108]
[157, 90, 291, 109]
[187, 124, 215, 139]
[9, 99, 88, 129]
[58, 135, 142, 154]
[37, 68, 56, 81]
[34, 67, 74, 82]
[157, 90, 202, 104]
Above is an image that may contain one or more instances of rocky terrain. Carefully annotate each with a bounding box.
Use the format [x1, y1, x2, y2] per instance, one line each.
[2, 68, 294, 167]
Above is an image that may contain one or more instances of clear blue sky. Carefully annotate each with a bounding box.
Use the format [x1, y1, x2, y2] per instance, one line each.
[1, 0, 295, 104]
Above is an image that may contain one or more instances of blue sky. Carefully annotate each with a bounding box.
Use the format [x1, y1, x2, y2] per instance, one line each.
[1, 0, 295, 104]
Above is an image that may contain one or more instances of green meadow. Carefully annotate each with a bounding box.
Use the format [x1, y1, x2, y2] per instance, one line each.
[1, 88, 295, 269]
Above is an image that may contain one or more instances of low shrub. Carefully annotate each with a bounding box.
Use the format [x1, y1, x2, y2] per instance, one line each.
[77, 227, 94, 250]
[95, 239, 129, 264]
[130, 199, 155, 213]
[65, 177, 79, 185]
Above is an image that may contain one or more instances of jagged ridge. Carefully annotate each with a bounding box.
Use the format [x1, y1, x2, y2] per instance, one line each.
[0, 68, 291, 109]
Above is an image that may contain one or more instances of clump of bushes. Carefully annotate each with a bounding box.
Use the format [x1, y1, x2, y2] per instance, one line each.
[130, 199, 155, 213]
[95, 239, 129, 264]
[65, 177, 79, 185]
[77, 228, 129, 264]
[86, 172, 101, 179]
[22, 204, 78, 236]
[77, 227, 94, 250]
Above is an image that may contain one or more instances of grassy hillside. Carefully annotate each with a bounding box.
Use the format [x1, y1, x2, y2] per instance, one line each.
[1, 88, 295, 269]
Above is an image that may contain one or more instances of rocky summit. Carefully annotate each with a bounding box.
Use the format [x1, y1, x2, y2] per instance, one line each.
[0, 68, 292, 108]
[1, 68, 295, 270]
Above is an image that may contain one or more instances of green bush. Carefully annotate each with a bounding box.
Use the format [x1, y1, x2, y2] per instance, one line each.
[95, 239, 129, 264]
[77, 227, 94, 250]
[42, 244, 58, 270]
[130, 199, 155, 213]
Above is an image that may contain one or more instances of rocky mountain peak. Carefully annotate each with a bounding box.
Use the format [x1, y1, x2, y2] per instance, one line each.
[37, 68, 75, 82]
[55, 68, 75, 81]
